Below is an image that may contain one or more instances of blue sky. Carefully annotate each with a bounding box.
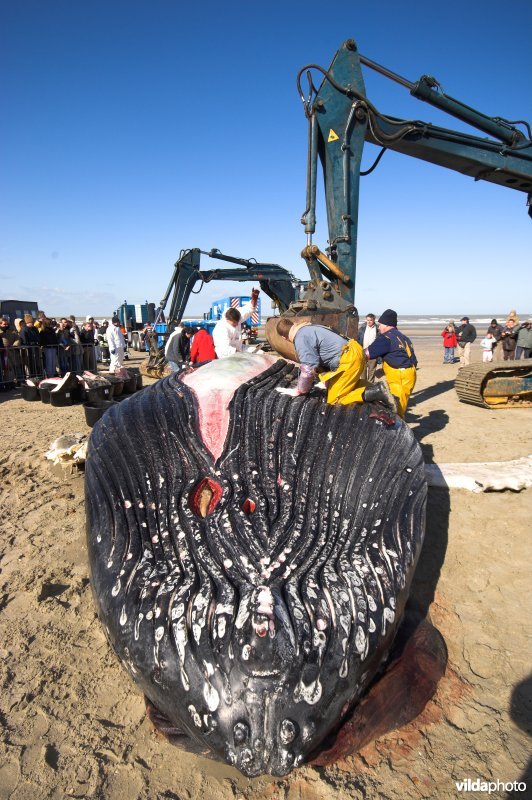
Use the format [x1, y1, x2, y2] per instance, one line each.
[1, 0, 531, 319]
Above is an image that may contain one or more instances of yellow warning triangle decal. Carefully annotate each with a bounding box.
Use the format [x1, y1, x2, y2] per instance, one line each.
[328, 128, 339, 143]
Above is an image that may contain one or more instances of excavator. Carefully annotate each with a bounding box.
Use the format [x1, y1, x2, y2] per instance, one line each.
[144, 39, 532, 407]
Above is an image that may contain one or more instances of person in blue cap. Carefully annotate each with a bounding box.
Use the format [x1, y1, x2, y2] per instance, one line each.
[364, 309, 417, 417]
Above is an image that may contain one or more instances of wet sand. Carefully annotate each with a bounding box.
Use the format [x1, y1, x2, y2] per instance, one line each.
[0, 339, 530, 800]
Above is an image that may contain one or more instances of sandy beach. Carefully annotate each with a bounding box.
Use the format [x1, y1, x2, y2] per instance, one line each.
[0, 332, 530, 800]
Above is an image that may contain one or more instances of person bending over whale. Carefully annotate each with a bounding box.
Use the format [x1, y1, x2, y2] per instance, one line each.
[276, 318, 395, 410]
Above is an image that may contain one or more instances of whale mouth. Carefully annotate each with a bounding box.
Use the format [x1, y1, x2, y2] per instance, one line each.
[86, 355, 427, 775]
[180, 352, 280, 460]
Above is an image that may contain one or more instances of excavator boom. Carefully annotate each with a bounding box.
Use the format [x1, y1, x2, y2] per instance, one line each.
[157, 247, 305, 330]
[299, 39, 532, 308]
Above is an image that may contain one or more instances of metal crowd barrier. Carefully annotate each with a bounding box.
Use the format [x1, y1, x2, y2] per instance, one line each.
[0, 343, 99, 389]
[1, 345, 43, 388]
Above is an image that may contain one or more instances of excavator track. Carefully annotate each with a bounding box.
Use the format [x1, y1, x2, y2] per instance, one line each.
[455, 358, 532, 408]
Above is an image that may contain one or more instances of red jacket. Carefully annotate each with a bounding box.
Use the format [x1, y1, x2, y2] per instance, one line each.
[190, 329, 216, 364]
[441, 329, 458, 347]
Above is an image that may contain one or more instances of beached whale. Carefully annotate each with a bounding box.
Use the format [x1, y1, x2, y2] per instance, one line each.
[85, 354, 444, 776]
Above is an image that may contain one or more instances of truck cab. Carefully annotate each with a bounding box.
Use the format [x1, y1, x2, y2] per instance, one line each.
[206, 296, 262, 340]
[0, 299, 40, 324]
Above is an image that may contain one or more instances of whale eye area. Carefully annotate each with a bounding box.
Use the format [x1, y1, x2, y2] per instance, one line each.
[241, 498, 256, 515]
[189, 478, 223, 518]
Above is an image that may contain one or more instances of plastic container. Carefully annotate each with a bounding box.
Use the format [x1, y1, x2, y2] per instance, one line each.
[71, 385, 84, 404]
[108, 380, 124, 397]
[122, 375, 137, 394]
[39, 386, 52, 404]
[83, 400, 116, 427]
[50, 388, 78, 407]
[21, 384, 40, 401]
[79, 384, 113, 403]
[101, 375, 124, 397]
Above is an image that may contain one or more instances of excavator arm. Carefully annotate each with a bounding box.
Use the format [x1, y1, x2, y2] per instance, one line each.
[143, 247, 307, 378]
[288, 39, 531, 407]
[298, 39, 532, 310]
[158, 247, 305, 328]
[142, 247, 305, 377]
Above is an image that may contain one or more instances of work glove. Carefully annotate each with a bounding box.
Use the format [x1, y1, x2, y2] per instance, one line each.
[275, 387, 301, 397]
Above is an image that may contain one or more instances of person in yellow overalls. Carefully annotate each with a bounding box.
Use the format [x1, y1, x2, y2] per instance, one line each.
[275, 318, 396, 411]
[364, 309, 417, 418]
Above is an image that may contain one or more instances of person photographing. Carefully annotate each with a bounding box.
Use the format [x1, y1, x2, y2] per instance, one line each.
[213, 289, 260, 358]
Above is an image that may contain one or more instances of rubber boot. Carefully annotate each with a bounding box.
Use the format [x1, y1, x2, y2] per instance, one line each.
[363, 380, 397, 413]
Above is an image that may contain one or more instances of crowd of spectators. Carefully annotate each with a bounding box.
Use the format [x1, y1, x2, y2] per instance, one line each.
[0, 312, 114, 385]
[3, 305, 531, 392]
[441, 312, 532, 365]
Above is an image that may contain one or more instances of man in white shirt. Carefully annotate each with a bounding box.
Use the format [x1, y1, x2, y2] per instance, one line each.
[213, 290, 260, 358]
[107, 316, 126, 373]
[357, 313, 380, 382]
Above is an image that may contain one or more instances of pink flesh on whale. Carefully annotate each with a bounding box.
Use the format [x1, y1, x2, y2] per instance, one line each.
[180, 353, 279, 461]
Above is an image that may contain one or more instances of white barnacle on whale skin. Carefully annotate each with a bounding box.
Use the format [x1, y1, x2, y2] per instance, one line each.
[203, 681, 220, 712]
[172, 616, 188, 666]
[355, 626, 366, 654]
[134, 612, 144, 641]
[294, 677, 322, 705]
[235, 595, 251, 630]
[217, 616, 227, 639]
[382, 607, 395, 634]
[188, 704, 202, 728]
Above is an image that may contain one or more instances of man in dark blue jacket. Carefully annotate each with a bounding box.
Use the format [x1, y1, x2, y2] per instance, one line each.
[365, 309, 417, 418]
[456, 316, 477, 367]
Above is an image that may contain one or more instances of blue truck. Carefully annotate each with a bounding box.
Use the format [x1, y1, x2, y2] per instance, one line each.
[155, 296, 261, 348]
[206, 296, 261, 327]
[124, 295, 262, 351]
[115, 301, 161, 351]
